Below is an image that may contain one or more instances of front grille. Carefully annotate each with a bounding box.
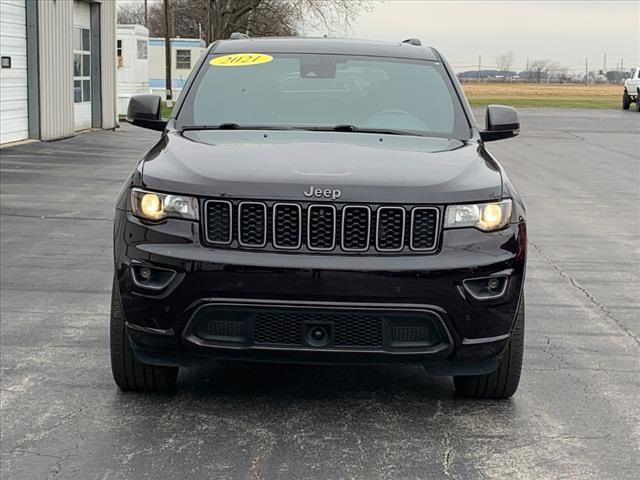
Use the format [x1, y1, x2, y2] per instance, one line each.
[204, 200, 440, 255]
[273, 203, 302, 249]
[342, 206, 371, 251]
[238, 202, 267, 247]
[376, 207, 405, 251]
[411, 208, 439, 251]
[204, 200, 232, 244]
[307, 205, 336, 250]
[253, 310, 383, 347]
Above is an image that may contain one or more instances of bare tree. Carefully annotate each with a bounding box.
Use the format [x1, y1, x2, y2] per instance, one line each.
[495, 51, 515, 80]
[142, 0, 369, 42]
[117, 2, 147, 25]
[529, 59, 551, 84]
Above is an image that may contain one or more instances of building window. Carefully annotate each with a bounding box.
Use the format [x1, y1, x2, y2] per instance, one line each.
[117, 39, 123, 67]
[176, 49, 191, 69]
[73, 27, 91, 103]
[137, 40, 148, 60]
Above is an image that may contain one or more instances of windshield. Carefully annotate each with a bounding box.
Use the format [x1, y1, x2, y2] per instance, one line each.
[176, 53, 470, 139]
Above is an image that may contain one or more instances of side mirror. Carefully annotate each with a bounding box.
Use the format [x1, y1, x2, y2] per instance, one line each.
[480, 105, 520, 142]
[127, 95, 167, 131]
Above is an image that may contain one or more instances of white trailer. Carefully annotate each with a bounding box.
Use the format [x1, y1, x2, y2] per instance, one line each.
[116, 24, 149, 116]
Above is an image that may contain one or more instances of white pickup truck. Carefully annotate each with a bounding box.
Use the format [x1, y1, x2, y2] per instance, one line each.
[623, 68, 640, 111]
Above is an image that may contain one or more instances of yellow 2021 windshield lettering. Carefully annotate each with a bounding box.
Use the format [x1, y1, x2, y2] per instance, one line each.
[210, 53, 273, 67]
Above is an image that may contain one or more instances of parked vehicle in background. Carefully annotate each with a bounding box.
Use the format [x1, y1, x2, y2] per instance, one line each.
[622, 68, 640, 111]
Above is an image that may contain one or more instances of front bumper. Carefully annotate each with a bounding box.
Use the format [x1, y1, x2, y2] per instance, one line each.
[114, 210, 526, 374]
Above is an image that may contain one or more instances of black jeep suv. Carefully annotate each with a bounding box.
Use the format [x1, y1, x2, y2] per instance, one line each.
[112, 37, 526, 398]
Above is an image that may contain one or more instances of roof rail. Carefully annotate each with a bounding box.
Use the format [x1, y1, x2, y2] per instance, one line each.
[402, 38, 422, 46]
[229, 32, 250, 40]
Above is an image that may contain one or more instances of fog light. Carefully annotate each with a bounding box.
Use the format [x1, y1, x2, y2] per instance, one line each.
[138, 267, 152, 280]
[487, 277, 500, 291]
[130, 264, 177, 290]
[462, 275, 508, 300]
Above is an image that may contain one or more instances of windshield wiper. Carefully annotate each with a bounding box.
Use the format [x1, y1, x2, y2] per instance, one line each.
[180, 123, 294, 132]
[305, 125, 424, 136]
[179, 123, 424, 137]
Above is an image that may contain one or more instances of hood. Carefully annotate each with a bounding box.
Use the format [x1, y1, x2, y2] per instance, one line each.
[141, 130, 502, 204]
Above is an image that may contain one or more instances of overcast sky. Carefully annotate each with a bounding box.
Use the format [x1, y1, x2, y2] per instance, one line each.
[325, 0, 640, 73]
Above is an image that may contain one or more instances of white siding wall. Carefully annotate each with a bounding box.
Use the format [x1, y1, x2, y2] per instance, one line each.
[100, 0, 117, 129]
[38, 0, 75, 141]
[0, 0, 28, 144]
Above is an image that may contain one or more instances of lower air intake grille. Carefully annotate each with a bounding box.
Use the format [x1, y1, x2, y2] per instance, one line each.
[207, 320, 245, 338]
[253, 310, 383, 348]
[391, 326, 429, 343]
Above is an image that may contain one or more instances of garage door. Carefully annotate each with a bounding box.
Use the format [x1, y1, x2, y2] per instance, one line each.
[73, 0, 91, 131]
[0, 0, 28, 144]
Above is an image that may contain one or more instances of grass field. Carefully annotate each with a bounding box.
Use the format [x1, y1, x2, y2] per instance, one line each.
[152, 83, 621, 119]
[462, 83, 621, 109]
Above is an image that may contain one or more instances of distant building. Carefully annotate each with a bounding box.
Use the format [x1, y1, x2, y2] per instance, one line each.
[0, 0, 117, 145]
[116, 25, 150, 116]
[149, 37, 206, 99]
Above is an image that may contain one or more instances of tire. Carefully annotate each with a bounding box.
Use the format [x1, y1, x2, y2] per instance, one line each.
[636, 90, 640, 112]
[622, 90, 630, 110]
[454, 296, 524, 399]
[110, 277, 179, 392]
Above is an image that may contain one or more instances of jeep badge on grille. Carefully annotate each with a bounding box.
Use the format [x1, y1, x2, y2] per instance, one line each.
[304, 186, 342, 200]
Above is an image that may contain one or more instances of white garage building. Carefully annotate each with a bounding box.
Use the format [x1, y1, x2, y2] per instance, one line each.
[0, 0, 117, 145]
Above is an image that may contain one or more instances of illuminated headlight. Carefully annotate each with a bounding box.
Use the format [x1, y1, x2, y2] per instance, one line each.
[131, 188, 199, 221]
[445, 199, 512, 232]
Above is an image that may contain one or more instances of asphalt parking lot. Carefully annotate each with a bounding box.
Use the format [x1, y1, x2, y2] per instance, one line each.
[1, 108, 639, 479]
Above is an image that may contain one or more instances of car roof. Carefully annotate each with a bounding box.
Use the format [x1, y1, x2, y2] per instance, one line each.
[210, 37, 440, 61]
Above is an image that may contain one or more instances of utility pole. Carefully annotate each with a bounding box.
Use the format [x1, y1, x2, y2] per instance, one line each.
[585, 57, 588, 86]
[164, 0, 172, 106]
[144, 0, 148, 27]
[603, 52, 607, 73]
[207, 0, 212, 43]
[478, 54, 481, 83]
[621, 57, 624, 73]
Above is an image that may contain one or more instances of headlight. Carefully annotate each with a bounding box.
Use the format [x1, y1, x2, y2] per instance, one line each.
[445, 199, 512, 232]
[131, 188, 199, 221]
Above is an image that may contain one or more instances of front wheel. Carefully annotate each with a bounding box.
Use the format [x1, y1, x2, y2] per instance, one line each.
[636, 90, 640, 112]
[622, 90, 630, 110]
[110, 277, 179, 392]
[453, 297, 525, 399]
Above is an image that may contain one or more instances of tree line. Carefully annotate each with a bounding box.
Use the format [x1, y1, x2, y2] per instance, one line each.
[117, 0, 369, 42]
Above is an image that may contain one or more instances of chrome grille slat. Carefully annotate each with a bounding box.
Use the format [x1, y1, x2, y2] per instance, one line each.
[204, 201, 440, 254]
